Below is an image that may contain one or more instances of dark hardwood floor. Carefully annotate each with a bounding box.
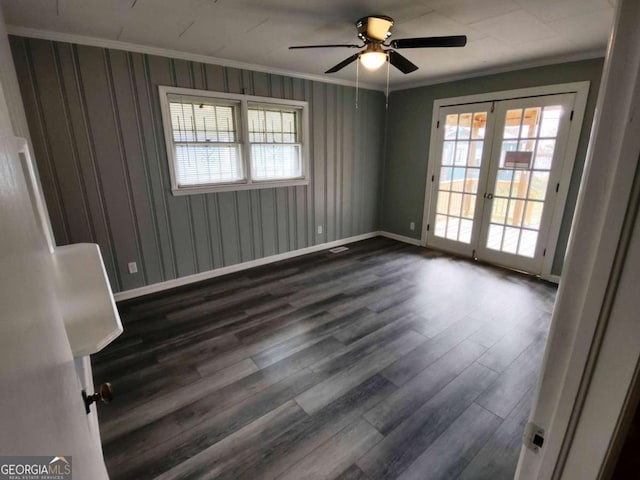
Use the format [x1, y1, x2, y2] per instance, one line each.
[92, 237, 557, 480]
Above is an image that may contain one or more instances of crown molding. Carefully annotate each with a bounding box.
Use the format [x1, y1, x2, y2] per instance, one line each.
[6, 26, 607, 97]
[5, 25, 384, 92]
[390, 48, 606, 92]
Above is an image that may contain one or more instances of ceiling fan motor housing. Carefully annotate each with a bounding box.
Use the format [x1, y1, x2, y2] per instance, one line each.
[356, 15, 394, 42]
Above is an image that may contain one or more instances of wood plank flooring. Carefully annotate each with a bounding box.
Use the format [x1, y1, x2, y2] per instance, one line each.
[92, 238, 557, 480]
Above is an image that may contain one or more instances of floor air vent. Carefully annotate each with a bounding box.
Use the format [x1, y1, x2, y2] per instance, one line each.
[329, 246, 349, 254]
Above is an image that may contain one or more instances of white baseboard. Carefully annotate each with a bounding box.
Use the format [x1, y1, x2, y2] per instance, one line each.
[378, 231, 423, 246]
[113, 228, 559, 301]
[114, 232, 380, 301]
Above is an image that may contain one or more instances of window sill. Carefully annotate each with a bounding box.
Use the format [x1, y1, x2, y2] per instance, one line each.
[171, 178, 309, 195]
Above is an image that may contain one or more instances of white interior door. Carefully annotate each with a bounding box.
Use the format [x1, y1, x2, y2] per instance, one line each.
[476, 93, 576, 273]
[426, 102, 496, 257]
[426, 93, 577, 275]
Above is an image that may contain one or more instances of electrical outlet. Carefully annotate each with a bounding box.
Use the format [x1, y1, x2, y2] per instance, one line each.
[128, 262, 138, 274]
[317, 225, 323, 235]
[409, 222, 415, 231]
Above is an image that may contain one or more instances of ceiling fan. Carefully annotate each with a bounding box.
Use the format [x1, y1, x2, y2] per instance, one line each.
[289, 15, 467, 74]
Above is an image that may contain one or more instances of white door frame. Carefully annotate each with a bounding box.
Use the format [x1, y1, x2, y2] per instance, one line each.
[516, 0, 640, 478]
[421, 81, 590, 281]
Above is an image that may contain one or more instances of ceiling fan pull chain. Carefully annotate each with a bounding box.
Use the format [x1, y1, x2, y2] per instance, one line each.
[385, 55, 390, 109]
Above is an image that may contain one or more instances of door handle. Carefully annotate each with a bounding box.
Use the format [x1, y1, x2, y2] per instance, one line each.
[484, 193, 494, 199]
[82, 382, 113, 414]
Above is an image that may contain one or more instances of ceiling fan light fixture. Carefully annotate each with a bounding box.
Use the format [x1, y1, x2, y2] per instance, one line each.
[360, 50, 387, 71]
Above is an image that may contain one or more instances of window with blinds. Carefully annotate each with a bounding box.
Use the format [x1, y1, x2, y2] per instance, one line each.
[248, 105, 302, 181]
[167, 96, 243, 186]
[160, 86, 309, 194]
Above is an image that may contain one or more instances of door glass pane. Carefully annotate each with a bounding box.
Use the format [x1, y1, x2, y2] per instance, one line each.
[519, 230, 538, 257]
[469, 141, 484, 166]
[487, 224, 504, 250]
[442, 141, 455, 165]
[459, 219, 473, 243]
[437, 191, 449, 214]
[446, 217, 460, 240]
[523, 201, 544, 229]
[434, 109, 488, 244]
[458, 113, 472, 139]
[518, 139, 536, 153]
[449, 192, 463, 216]
[472, 113, 487, 139]
[435, 214, 447, 236]
[495, 170, 513, 196]
[461, 194, 476, 219]
[454, 142, 469, 165]
[491, 198, 508, 223]
[452, 167, 465, 191]
[465, 168, 480, 193]
[485, 103, 564, 258]
[502, 227, 519, 254]
[445, 114, 458, 139]
[534, 140, 555, 169]
[507, 199, 525, 226]
[540, 106, 562, 137]
[511, 171, 530, 199]
[529, 172, 550, 200]
[440, 167, 453, 185]
[521, 108, 541, 138]
[504, 109, 522, 139]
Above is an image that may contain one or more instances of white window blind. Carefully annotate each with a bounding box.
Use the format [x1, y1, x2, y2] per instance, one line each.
[160, 86, 309, 194]
[248, 105, 302, 181]
[168, 96, 243, 186]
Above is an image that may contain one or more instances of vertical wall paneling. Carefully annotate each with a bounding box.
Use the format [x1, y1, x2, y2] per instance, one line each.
[235, 192, 254, 262]
[312, 81, 325, 244]
[217, 192, 240, 265]
[142, 54, 179, 280]
[249, 190, 262, 259]
[325, 83, 336, 242]
[76, 44, 143, 291]
[163, 58, 197, 277]
[13, 38, 71, 246]
[292, 78, 307, 249]
[341, 87, 354, 238]
[103, 49, 151, 287]
[335, 86, 342, 240]
[10, 36, 385, 293]
[204, 63, 225, 92]
[57, 42, 120, 286]
[352, 88, 361, 236]
[172, 58, 212, 273]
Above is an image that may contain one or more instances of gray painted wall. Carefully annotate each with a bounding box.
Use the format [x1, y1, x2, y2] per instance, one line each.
[10, 36, 385, 293]
[380, 58, 604, 275]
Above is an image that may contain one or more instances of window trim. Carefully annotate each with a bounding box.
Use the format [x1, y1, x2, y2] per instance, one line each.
[159, 86, 310, 195]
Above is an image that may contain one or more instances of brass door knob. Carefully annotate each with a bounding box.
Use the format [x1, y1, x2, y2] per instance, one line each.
[82, 383, 113, 414]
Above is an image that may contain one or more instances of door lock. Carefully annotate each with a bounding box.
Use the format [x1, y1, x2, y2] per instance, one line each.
[484, 193, 494, 199]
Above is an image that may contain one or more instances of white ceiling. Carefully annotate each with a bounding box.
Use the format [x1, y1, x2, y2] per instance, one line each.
[1, 0, 616, 89]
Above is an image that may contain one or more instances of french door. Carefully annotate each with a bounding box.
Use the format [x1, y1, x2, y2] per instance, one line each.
[426, 93, 576, 274]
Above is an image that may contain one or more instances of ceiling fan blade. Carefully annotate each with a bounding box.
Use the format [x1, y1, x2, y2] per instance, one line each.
[325, 53, 360, 73]
[388, 50, 418, 74]
[390, 35, 467, 49]
[289, 44, 361, 50]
